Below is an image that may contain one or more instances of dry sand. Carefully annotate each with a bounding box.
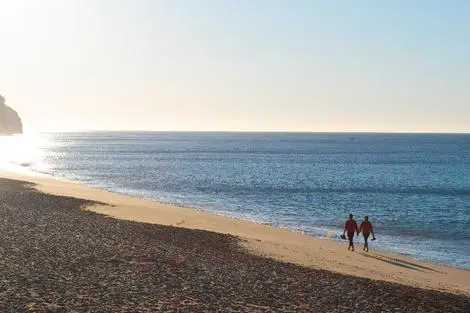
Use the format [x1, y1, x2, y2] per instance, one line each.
[1, 169, 468, 297]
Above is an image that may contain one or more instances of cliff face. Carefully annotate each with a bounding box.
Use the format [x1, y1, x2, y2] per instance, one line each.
[0, 95, 23, 135]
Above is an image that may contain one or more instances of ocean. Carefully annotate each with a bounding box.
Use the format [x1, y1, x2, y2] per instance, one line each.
[1, 132, 469, 269]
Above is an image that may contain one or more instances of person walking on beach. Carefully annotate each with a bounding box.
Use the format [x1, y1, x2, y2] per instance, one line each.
[343, 214, 359, 251]
[359, 216, 375, 252]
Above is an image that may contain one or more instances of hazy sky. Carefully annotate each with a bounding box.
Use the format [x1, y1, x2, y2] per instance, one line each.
[0, 0, 469, 132]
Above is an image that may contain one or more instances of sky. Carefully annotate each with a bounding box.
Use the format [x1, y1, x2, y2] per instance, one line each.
[0, 0, 469, 133]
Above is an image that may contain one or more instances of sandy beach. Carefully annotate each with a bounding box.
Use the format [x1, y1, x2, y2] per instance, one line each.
[0, 169, 469, 312]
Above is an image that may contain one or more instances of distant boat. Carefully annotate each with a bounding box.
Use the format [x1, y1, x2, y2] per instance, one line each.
[349, 137, 356, 140]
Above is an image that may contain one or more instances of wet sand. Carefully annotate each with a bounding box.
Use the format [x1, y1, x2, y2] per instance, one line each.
[0, 173, 469, 312]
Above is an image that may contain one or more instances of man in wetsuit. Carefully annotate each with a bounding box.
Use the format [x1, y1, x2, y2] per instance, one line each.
[359, 216, 375, 252]
[343, 214, 359, 251]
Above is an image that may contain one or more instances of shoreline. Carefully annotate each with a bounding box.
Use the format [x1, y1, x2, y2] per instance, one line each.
[0, 168, 469, 296]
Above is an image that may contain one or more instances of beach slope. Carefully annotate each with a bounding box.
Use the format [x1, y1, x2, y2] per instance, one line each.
[0, 170, 469, 312]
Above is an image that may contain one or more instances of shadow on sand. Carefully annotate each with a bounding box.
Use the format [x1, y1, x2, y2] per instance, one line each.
[361, 253, 443, 273]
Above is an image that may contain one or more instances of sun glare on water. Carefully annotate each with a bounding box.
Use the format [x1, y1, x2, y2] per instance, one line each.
[0, 133, 49, 174]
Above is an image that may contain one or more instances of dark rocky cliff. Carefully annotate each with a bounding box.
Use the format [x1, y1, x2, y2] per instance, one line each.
[0, 95, 23, 135]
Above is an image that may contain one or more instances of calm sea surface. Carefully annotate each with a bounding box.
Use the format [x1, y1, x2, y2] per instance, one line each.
[1, 132, 469, 269]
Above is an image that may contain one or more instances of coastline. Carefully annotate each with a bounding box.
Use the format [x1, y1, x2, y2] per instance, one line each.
[0, 169, 469, 296]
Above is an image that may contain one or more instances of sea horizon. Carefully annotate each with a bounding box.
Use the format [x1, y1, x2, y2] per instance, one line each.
[23, 130, 470, 135]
